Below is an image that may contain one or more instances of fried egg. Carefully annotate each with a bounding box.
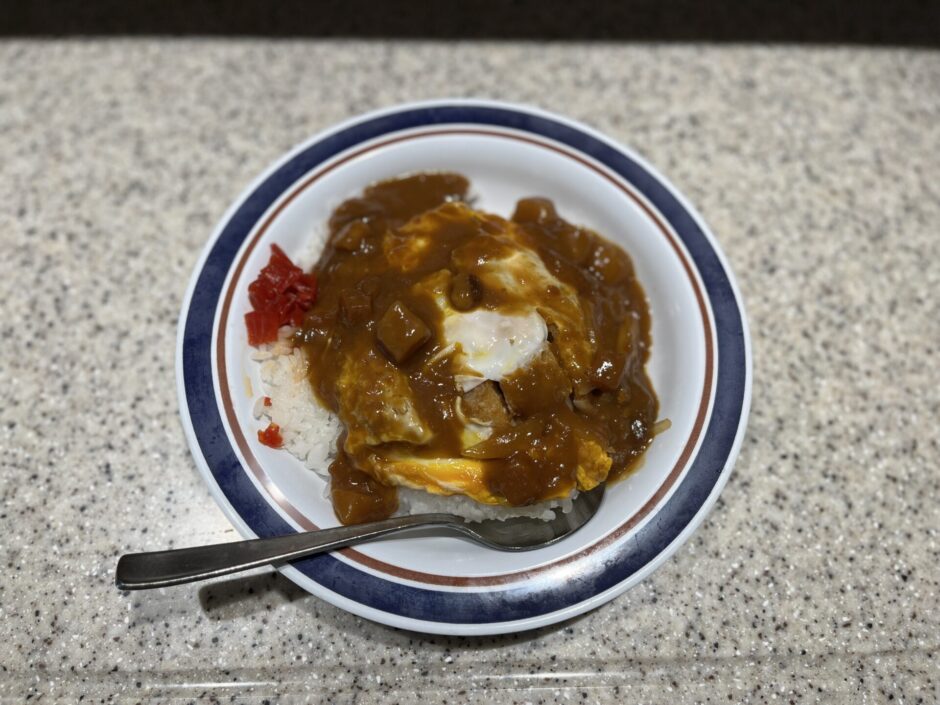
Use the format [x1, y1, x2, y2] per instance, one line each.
[334, 206, 613, 505]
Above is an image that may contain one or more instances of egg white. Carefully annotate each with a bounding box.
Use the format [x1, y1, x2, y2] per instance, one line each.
[443, 309, 547, 392]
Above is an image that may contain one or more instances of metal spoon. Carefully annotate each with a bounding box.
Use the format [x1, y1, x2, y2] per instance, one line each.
[115, 486, 604, 590]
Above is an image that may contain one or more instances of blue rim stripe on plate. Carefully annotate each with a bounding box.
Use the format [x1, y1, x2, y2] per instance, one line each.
[182, 105, 746, 623]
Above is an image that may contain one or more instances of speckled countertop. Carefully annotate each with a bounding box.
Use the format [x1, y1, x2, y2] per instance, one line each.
[1, 40, 938, 703]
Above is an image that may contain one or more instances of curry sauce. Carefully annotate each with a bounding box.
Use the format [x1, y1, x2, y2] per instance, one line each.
[297, 173, 658, 525]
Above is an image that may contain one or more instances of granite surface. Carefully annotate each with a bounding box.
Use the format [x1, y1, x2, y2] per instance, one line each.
[1, 40, 938, 703]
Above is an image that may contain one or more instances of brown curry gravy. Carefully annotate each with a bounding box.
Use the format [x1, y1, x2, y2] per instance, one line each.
[297, 173, 658, 524]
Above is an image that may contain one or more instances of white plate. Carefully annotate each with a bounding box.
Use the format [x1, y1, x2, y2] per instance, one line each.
[177, 100, 752, 635]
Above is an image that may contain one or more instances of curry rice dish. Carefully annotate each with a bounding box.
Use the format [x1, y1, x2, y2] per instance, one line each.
[249, 173, 661, 525]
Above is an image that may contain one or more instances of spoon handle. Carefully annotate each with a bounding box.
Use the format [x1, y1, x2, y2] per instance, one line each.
[115, 513, 456, 590]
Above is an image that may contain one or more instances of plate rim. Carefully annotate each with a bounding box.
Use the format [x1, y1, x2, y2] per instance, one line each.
[175, 98, 752, 635]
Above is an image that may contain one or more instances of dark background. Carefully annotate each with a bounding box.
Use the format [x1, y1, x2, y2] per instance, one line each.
[3, 0, 940, 46]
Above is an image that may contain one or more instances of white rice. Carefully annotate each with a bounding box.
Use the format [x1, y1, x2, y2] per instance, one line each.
[251, 232, 572, 522]
[251, 335, 340, 475]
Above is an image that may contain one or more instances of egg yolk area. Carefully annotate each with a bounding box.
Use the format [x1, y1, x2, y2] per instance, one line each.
[297, 173, 658, 525]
